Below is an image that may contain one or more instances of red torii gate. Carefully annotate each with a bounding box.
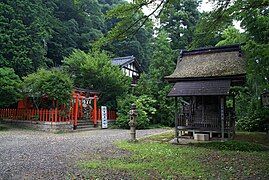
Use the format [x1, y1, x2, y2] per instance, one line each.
[72, 88, 99, 128]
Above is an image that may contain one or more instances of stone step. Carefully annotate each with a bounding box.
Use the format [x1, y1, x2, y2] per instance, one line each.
[77, 121, 93, 125]
[73, 127, 98, 132]
[76, 124, 95, 129]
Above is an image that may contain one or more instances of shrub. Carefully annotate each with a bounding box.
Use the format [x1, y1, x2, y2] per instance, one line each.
[116, 94, 157, 129]
[22, 68, 73, 108]
[236, 89, 269, 131]
[63, 50, 130, 108]
[0, 67, 21, 108]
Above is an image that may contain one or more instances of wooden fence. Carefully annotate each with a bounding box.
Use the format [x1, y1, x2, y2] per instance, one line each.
[96, 108, 117, 121]
[0, 108, 117, 124]
[0, 108, 73, 122]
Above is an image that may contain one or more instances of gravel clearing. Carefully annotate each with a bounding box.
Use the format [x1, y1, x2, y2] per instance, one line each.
[0, 128, 169, 179]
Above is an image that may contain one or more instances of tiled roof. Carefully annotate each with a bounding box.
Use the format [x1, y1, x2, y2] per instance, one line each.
[112, 56, 135, 66]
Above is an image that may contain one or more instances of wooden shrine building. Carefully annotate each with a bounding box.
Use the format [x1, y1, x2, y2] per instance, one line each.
[165, 45, 246, 140]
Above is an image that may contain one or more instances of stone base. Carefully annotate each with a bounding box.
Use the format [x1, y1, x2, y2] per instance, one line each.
[1, 119, 73, 132]
[194, 133, 210, 141]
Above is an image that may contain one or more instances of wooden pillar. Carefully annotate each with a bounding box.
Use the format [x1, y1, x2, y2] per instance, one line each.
[202, 96, 205, 124]
[74, 95, 79, 129]
[93, 95, 98, 127]
[175, 97, 178, 140]
[220, 96, 225, 139]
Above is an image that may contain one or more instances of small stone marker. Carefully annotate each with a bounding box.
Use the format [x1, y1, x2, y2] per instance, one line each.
[129, 103, 137, 142]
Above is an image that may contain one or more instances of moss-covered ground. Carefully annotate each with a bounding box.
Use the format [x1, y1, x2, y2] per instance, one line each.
[79, 131, 269, 179]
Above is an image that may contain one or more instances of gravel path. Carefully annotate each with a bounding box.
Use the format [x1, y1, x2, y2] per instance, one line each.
[0, 128, 169, 179]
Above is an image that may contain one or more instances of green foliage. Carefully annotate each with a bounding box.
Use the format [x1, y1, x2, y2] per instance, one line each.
[0, 67, 21, 108]
[190, 12, 231, 49]
[96, 0, 154, 70]
[134, 31, 176, 126]
[0, 0, 120, 75]
[22, 69, 73, 108]
[116, 94, 156, 129]
[236, 86, 269, 131]
[160, 0, 201, 50]
[0, 0, 52, 77]
[216, 26, 246, 46]
[63, 50, 130, 108]
[46, 0, 106, 66]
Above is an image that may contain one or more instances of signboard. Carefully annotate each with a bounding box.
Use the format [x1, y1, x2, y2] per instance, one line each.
[101, 106, 108, 129]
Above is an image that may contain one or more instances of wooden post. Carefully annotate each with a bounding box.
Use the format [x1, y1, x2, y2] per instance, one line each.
[93, 95, 98, 127]
[220, 96, 225, 140]
[175, 97, 178, 141]
[74, 95, 79, 129]
[55, 108, 58, 122]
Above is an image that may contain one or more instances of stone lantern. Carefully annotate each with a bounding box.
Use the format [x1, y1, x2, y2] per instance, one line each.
[129, 103, 137, 141]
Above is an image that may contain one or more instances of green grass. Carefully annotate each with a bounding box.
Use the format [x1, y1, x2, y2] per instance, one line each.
[79, 132, 269, 179]
[81, 141, 208, 179]
[191, 140, 268, 152]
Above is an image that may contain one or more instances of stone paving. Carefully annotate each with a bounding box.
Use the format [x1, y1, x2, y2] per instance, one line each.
[0, 128, 168, 179]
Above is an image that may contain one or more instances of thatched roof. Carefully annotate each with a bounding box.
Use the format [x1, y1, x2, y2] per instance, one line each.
[165, 45, 246, 82]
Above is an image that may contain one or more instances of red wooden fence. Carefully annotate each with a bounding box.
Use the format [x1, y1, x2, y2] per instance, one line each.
[0, 108, 117, 124]
[95, 108, 117, 121]
[0, 108, 73, 123]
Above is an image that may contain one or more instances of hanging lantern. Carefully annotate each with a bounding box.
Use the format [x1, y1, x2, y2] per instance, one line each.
[261, 90, 269, 107]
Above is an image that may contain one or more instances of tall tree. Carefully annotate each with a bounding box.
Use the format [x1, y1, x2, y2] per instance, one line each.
[160, 0, 201, 50]
[46, 0, 106, 67]
[98, 1, 155, 70]
[0, 0, 52, 77]
[135, 31, 176, 125]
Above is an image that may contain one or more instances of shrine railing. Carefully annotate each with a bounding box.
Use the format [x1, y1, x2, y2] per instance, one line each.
[0, 108, 73, 123]
[96, 108, 117, 121]
[0, 108, 117, 124]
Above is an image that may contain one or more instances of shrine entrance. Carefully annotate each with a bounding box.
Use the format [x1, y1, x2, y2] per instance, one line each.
[71, 88, 99, 129]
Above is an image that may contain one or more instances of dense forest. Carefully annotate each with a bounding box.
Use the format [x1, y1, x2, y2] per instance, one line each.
[0, 0, 268, 131]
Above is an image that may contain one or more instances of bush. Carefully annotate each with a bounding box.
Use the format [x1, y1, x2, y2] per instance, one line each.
[236, 90, 269, 131]
[63, 50, 130, 108]
[0, 67, 21, 108]
[22, 68, 73, 108]
[116, 94, 157, 129]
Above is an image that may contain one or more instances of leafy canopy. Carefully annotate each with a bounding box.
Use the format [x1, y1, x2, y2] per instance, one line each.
[22, 69, 73, 108]
[0, 67, 21, 108]
[63, 50, 130, 108]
